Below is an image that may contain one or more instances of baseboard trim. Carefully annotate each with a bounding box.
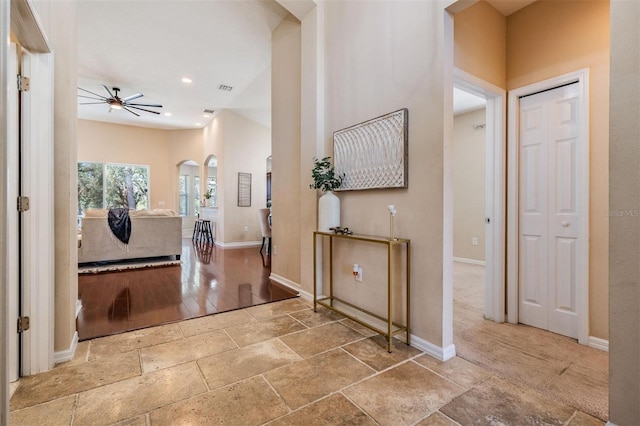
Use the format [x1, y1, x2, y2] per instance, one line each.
[269, 273, 457, 360]
[453, 257, 486, 266]
[606, 422, 618, 426]
[269, 273, 313, 300]
[54, 331, 78, 365]
[406, 334, 456, 361]
[589, 336, 609, 352]
[215, 240, 262, 249]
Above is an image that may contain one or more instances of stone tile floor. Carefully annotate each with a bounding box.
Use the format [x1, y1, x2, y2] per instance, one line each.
[10, 264, 608, 425]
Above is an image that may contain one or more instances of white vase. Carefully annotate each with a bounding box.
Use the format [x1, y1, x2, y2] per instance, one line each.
[318, 191, 340, 232]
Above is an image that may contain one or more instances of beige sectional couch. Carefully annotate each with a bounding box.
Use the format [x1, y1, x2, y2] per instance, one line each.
[78, 209, 182, 264]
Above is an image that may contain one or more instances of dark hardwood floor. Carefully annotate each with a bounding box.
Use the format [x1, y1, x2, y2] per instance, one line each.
[77, 239, 297, 341]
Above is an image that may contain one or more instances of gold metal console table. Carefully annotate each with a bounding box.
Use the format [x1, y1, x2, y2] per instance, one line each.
[313, 231, 410, 352]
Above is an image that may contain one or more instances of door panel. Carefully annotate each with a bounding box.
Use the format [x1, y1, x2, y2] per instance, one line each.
[518, 82, 581, 339]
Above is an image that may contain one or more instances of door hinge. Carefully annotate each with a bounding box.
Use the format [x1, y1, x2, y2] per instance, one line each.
[17, 316, 30, 333]
[17, 196, 30, 212]
[17, 75, 30, 92]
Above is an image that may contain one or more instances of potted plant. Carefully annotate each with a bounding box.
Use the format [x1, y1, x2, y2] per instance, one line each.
[203, 188, 214, 207]
[310, 157, 344, 231]
[309, 157, 343, 192]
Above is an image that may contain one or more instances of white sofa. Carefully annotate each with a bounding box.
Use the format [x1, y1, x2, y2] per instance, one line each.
[78, 209, 182, 264]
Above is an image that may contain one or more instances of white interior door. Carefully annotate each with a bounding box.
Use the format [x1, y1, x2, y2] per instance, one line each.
[518, 82, 581, 339]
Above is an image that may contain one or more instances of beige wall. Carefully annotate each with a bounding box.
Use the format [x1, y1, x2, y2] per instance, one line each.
[609, 1, 640, 423]
[507, 0, 610, 339]
[218, 110, 271, 243]
[271, 15, 302, 284]
[77, 120, 175, 210]
[454, 1, 506, 89]
[318, 0, 448, 347]
[202, 118, 226, 241]
[453, 108, 486, 262]
[78, 111, 271, 245]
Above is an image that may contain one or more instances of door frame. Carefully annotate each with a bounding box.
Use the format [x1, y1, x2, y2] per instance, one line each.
[454, 68, 507, 323]
[507, 69, 590, 345]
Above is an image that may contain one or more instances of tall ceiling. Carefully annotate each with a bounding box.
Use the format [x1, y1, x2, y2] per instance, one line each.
[76, 0, 289, 130]
[76, 0, 536, 130]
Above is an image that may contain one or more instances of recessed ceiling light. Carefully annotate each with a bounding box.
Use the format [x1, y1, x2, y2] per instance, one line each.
[203, 114, 210, 118]
[182, 77, 192, 84]
[195, 123, 202, 127]
[164, 112, 172, 117]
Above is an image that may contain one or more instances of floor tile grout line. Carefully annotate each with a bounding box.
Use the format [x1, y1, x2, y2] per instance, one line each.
[563, 409, 580, 426]
[259, 373, 293, 418]
[274, 337, 305, 362]
[409, 358, 476, 391]
[338, 390, 382, 425]
[221, 327, 241, 349]
[285, 313, 312, 330]
[69, 393, 79, 426]
[194, 358, 213, 393]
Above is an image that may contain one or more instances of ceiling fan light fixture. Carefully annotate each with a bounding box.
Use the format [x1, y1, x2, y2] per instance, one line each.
[109, 100, 122, 110]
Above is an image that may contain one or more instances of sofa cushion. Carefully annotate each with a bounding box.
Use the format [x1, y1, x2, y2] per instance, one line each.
[130, 209, 178, 217]
[84, 208, 108, 218]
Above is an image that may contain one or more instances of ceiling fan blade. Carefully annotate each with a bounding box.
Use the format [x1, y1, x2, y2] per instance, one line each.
[127, 105, 161, 115]
[79, 102, 108, 105]
[122, 93, 143, 102]
[122, 106, 140, 117]
[102, 85, 115, 98]
[126, 103, 163, 108]
[78, 94, 107, 101]
[78, 87, 108, 100]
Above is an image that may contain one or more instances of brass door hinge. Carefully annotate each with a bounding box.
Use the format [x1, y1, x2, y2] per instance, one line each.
[17, 316, 30, 333]
[17, 196, 30, 212]
[17, 75, 30, 92]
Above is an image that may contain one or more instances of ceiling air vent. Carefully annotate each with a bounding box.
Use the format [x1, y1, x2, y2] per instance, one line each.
[203, 109, 215, 114]
[218, 84, 233, 91]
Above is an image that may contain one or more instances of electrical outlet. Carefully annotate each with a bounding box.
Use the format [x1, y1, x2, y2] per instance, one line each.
[158, 201, 165, 206]
[353, 264, 363, 282]
[243, 226, 248, 232]
[472, 237, 478, 246]
[272, 245, 278, 255]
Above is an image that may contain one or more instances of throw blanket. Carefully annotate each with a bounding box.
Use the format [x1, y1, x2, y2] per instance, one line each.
[108, 208, 131, 245]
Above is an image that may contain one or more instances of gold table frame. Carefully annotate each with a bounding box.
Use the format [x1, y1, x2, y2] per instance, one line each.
[313, 231, 410, 352]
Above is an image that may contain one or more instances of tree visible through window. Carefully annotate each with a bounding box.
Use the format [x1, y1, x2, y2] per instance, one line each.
[77, 162, 149, 216]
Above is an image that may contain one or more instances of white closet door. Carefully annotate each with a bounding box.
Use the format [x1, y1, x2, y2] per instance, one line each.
[518, 82, 581, 339]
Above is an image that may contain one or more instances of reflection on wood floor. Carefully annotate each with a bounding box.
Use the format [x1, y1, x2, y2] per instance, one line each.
[77, 239, 296, 341]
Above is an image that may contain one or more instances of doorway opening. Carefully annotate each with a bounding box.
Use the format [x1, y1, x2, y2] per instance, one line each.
[453, 69, 506, 325]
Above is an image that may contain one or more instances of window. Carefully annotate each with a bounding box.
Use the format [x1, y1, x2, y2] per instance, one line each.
[77, 162, 149, 216]
[194, 176, 200, 216]
[179, 174, 188, 216]
[207, 176, 217, 207]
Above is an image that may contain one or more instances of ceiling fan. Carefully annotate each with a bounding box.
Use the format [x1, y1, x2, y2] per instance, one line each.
[77, 85, 163, 116]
